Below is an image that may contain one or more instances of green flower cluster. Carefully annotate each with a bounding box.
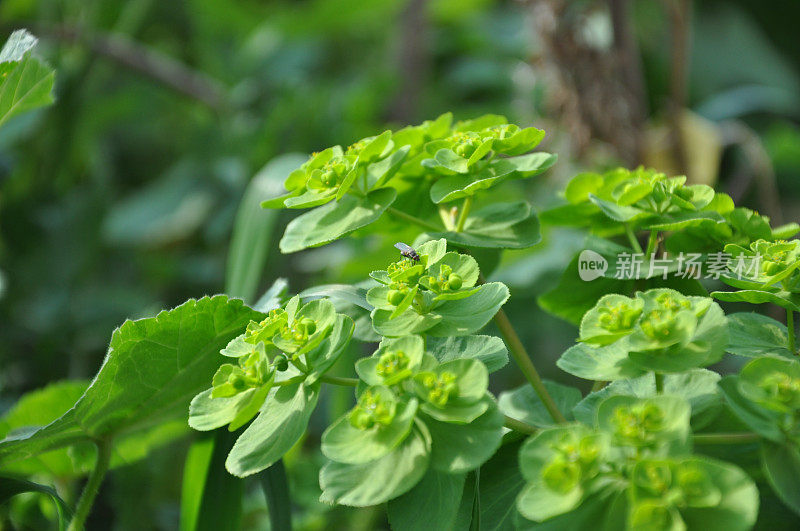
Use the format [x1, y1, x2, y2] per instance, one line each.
[262, 130, 408, 210]
[367, 239, 509, 337]
[189, 295, 354, 432]
[567, 288, 728, 376]
[544, 167, 718, 232]
[517, 395, 757, 530]
[319, 335, 503, 506]
[713, 239, 800, 311]
[420, 114, 545, 176]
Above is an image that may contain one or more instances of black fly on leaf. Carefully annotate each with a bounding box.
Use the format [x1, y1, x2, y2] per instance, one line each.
[394, 242, 420, 262]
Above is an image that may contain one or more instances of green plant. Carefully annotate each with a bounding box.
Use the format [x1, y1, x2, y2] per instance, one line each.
[3, 107, 800, 530]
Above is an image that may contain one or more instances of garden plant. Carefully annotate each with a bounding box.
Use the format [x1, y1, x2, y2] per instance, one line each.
[4, 30, 800, 531]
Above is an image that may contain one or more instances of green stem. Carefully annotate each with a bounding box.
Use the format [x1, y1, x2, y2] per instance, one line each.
[455, 196, 473, 233]
[591, 380, 607, 393]
[645, 229, 659, 258]
[274, 375, 306, 387]
[492, 307, 567, 424]
[692, 432, 760, 445]
[386, 206, 442, 233]
[788, 309, 796, 356]
[68, 438, 112, 531]
[655, 373, 664, 394]
[320, 375, 359, 387]
[625, 224, 643, 253]
[503, 415, 538, 436]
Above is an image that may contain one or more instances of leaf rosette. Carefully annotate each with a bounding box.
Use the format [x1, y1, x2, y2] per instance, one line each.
[189, 295, 353, 436]
[559, 289, 728, 379]
[712, 239, 800, 311]
[367, 239, 509, 337]
[319, 336, 502, 506]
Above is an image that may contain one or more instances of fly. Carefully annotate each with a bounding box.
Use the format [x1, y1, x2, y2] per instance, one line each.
[394, 242, 420, 262]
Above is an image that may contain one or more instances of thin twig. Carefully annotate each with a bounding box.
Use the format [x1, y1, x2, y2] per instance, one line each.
[34, 23, 227, 110]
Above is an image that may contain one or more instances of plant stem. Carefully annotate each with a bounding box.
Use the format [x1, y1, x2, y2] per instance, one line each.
[386, 206, 442, 233]
[275, 375, 306, 387]
[591, 380, 607, 392]
[320, 375, 359, 387]
[625, 224, 643, 253]
[492, 307, 567, 424]
[455, 196, 473, 232]
[503, 415, 538, 435]
[692, 432, 759, 445]
[645, 230, 659, 258]
[788, 309, 796, 355]
[68, 438, 113, 531]
[654, 373, 664, 394]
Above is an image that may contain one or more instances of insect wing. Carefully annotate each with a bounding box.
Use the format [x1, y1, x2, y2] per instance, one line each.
[394, 242, 413, 253]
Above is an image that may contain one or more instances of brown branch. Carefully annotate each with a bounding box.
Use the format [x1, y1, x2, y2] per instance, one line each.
[34, 24, 228, 110]
[666, 0, 691, 174]
[609, 0, 647, 163]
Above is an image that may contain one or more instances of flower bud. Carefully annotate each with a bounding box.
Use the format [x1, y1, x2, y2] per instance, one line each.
[447, 274, 462, 290]
[387, 289, 405, 306]
[274, 352, 289, 372]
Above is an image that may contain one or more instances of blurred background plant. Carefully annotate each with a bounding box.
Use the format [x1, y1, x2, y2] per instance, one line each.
[1, 0, 800, 528]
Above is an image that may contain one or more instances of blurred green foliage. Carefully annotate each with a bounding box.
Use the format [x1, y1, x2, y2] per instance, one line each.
[2, 0, 800, 528]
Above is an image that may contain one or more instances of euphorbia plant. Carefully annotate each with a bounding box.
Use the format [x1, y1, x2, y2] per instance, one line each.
[3, 112, 800, 530]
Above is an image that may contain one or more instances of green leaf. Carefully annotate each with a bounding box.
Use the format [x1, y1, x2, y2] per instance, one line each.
[761, 441, 800, 516]
[321, 398, 418, 465]
[0, 476, 72, 530]
[423, 403, 504, 474]
[76, 296, 262, 436]
[319, 424, 431, 506]
[517, 480, 583, 522]
[587, 194, 648, 222]
[0, 296, 260, 469]
[279, 187, 397, 253]
[425, 201, 541, 249]
[371, 307, 443, 336]
[225, 382, 319, 477]
[306, 314, 355, 384]
[499, 381, 581, 428]
[427, 282, 510, 337]
[557, 342, 647, 381]
[726, 312, 792, 358]
[0, 380, 89, 476]
[717, 375, 784, 442]
[299, 284, 371, 311]
[679, 457, 759, 531]
[226, 154, 306, 302]
[387, 468, 466, 531]
[573, 369, 722, 429]
[426, 335, 509, 373]
[712, 289, 800, 312]
[516, 485, 627, 530]
[494, 152, 557, 177]
[368, 145, 411, 189]
[189, 387, 268, 432]
[0, 30, 55, 128]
